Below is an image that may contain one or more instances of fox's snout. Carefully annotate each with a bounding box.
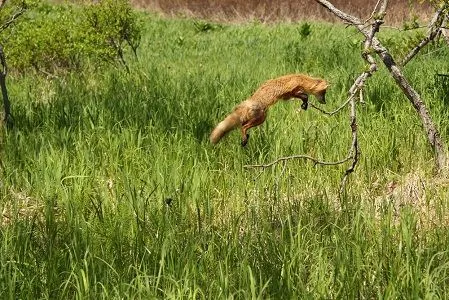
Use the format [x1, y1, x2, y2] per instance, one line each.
[316, 93, 326, 104]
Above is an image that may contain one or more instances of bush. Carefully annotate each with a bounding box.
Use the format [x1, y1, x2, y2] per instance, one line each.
[0, 0, 142, 74]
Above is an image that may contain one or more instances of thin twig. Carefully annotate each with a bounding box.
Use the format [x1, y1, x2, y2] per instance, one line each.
[381, 25, 428, 31]
[400, 6, 446, 67]
[339, 95, 359, 193]
[243, 154, 352, 169]
[0, 6, 26, 32]
[309, 97, 352, 115]
[440, 16, 449, 45]
[364, 0, 382, 24]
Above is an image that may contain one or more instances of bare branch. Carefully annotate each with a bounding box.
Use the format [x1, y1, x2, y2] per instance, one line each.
[378, 0, 388, 16]
[0, 45, 6, 77]
[400, 6, 446, 66]
[340, 94, 359, 193]
[381, 25, 428, 31]
[316, 0, 362, 25]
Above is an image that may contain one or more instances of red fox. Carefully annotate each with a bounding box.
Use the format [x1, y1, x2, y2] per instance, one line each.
[210, 73, 329, 146]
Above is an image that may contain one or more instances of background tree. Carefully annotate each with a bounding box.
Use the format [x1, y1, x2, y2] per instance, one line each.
[0, 0, 27, 127]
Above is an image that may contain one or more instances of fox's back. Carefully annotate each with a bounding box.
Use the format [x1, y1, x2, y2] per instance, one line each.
[250, 74, 325, 107]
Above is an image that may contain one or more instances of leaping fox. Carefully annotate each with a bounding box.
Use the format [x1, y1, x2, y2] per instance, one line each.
[210, 73, 329, 146]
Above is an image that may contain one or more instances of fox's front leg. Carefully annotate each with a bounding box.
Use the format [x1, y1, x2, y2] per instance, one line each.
[291, 89, 309, 110]
[300, 97, 308, 110]
[295, 93, 309, 110]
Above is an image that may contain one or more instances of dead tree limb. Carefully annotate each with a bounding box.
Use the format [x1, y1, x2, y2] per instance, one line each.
[316, 0, 449, 171]
[243, 155, 352, 169]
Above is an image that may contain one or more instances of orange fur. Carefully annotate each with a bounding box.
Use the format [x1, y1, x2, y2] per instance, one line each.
[210, 74, 329, 146]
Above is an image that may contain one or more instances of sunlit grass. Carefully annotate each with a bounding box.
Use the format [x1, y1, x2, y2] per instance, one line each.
[1, 12, 449, 298]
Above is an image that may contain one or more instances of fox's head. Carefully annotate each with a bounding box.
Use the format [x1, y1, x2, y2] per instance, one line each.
[313, 80, 329, 104]
[315, 90, 327, 104]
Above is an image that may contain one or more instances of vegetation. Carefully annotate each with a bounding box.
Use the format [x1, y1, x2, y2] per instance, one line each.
[1, 7, 449, 299]
[0, 0, 141, 73]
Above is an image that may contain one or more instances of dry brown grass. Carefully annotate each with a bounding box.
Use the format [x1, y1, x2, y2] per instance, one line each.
[132, 0, 434, 24]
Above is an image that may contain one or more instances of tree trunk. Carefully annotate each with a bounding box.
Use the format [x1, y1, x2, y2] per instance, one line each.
[0, 45, 13, 128]
[375, 48, 448, 169]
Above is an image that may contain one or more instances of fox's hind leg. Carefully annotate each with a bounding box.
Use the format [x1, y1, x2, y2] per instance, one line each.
[240, 110, 266, 147]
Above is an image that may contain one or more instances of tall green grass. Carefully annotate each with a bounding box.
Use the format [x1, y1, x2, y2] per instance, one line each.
[1, 13, 449, 298]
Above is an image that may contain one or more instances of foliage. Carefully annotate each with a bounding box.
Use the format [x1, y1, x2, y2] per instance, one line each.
[0, 0, 31, 24]
[193, 19, 223, 33]
[0, 0, 142, 74]
[84, 0, 142, 66]
[298, 22, 312, 39]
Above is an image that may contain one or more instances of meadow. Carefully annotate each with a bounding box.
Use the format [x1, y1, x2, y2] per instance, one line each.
[1, 9, 449, 299]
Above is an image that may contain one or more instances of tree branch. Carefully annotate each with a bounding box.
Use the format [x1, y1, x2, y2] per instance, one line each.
[316, 0, 362, 25]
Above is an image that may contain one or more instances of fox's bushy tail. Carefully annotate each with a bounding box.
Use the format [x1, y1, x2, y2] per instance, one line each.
[210, 111, 241, 144]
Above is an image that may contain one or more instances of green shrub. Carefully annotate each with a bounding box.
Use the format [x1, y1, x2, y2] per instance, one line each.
[84, 0, 141, 68]
[0, 0, 142, 74]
